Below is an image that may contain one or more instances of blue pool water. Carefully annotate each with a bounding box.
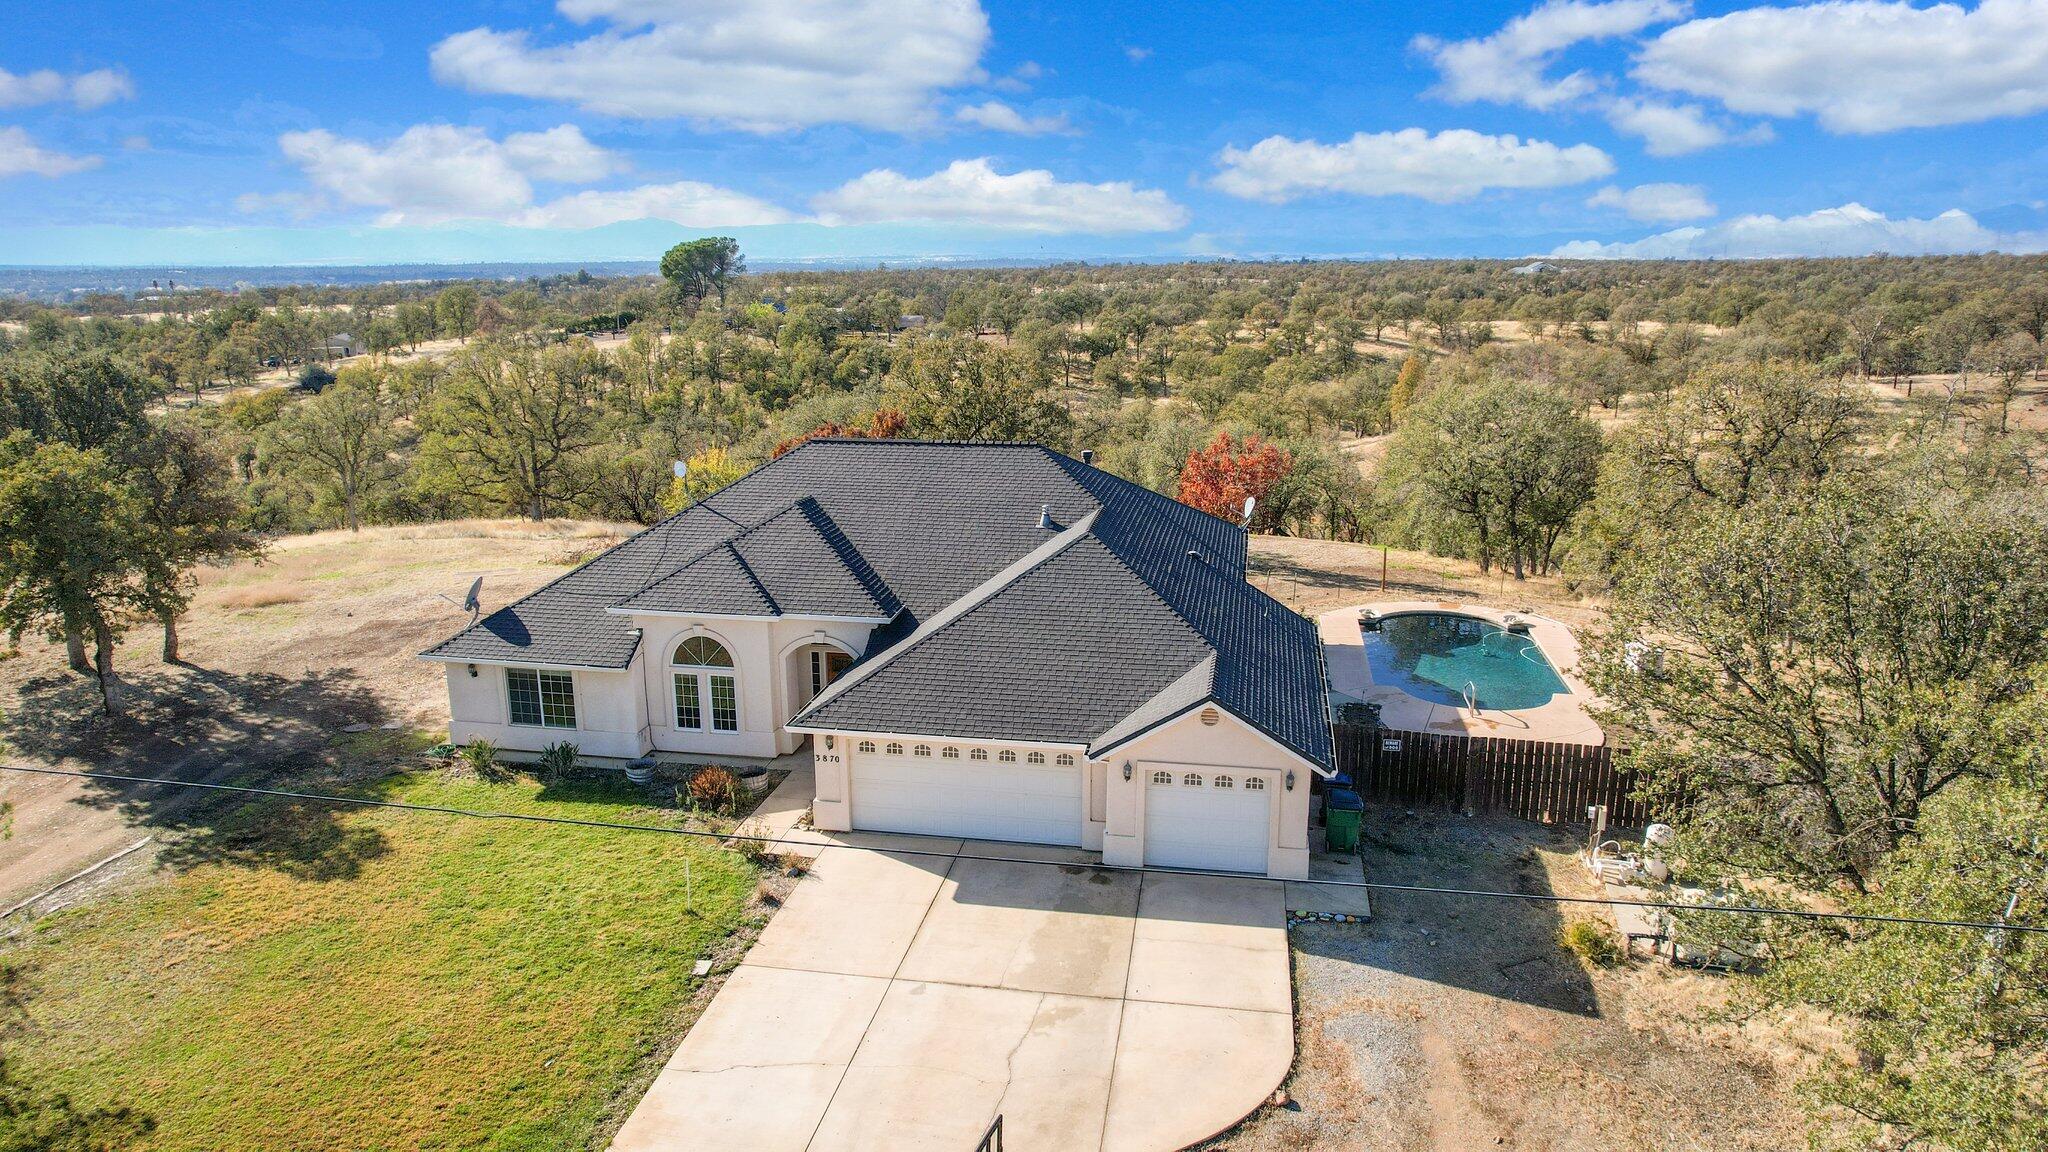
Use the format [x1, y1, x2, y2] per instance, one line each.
[1362, 613, 1569, 711]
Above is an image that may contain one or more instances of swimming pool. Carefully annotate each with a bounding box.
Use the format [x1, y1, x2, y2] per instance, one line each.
[1360, 612, 1570, 712]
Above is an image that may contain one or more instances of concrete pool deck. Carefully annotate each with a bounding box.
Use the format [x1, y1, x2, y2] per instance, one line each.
[1319, 601, 1604, 745]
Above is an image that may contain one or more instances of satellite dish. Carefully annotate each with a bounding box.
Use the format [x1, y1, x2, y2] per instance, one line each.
[440, 576, 485, 623]
[671, 460, 689, 479]
[1241, 496, 1257, 527]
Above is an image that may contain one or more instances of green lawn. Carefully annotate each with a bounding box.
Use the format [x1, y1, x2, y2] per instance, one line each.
[4, 770, 759, 1151]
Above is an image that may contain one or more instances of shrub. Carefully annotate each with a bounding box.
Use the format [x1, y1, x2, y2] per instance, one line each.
[457, 737, 499, 776]
[296, 364, 336, 392]
[536, 741, 578, 782]
[686, 766, 741, 814]
[1559, 919, 1625, 967]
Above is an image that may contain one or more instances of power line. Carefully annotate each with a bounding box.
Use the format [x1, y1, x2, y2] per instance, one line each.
[5, 762, 2042, 936]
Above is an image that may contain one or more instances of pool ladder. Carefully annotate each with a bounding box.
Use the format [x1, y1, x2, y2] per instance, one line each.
[1462, 680, 1480, 716]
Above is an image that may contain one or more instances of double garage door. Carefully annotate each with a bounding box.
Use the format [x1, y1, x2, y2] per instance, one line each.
[850, 746, 1083, 846]
[1145, 768, 1272, 874]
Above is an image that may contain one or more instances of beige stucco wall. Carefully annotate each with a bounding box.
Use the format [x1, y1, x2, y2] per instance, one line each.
[631, 615, 875, 759]
[1097, 707, 1318, 880]
[444, 663, 649, 760]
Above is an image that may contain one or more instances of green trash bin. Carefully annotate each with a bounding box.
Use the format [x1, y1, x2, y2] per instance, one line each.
[1323, 788, 1364, 853]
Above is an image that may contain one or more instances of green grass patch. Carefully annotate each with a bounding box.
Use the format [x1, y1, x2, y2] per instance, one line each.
[5, 771, 757, 1151]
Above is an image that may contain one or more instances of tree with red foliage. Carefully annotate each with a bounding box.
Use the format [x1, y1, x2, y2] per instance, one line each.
[1175, 432, 1290, 530]
[772, 409, 910, 458]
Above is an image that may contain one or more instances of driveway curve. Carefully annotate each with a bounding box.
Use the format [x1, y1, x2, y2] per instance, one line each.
[612, 834, 1292, 1152]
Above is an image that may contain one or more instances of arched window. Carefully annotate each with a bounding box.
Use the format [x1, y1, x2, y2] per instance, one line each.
[1152, 770, 1173, 785]
[857, 740, 876, 753]
[997, 749, 1017, 763]
[941, 746, 960, 759]
[1183, 772, 1204, 787]
[912, 744, 932, 757]
[672, 635, 738, 732]
[1054, 754, 1075, 766]
[969, 748, 989, 761]
[1215, 775, 1235, 788]
[1244, 776, 1266, 791]
[885, 742, 904, 755]
[1026, 751, 1045, 765]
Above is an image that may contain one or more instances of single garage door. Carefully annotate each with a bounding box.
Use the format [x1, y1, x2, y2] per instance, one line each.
[1145, 767, 1271, 873]
[851, 745, 1083, 845]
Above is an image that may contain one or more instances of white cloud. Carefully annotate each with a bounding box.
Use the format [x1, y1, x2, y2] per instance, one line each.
[1588, 182, 1715, 221]
[1212, 128, 1613, 203]
[509, 181, 795, 228]
[270, 123, 787, 229]
[1414, 0, 1687, 110]
[1634, 0, 2048, 133]
[430, 0, 990, 132]
[1552, 202, 2048, 258]
[0, 66, 134, 110]
[953, 100, 1070, 134]
[1124, 46, 1153, 62]
[0, 127, 100, 178]
[812, 158, 1187, 232]
[1603, 96, 1771, 156]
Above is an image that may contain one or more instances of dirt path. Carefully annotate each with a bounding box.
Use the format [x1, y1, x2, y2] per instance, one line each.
[0, 519, 629, 908]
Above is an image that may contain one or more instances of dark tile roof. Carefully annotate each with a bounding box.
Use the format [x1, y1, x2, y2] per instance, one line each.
[616, 498, 897, 619]
[421, 440, 1332, 769]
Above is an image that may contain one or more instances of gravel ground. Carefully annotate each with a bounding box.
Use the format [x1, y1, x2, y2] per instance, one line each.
[1204, 807, 1816, 1152]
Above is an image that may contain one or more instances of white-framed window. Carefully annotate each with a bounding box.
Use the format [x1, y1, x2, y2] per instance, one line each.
[969, 748, 989, 761]
[1244, 776, 1266, 791]
[997, 750, 1017, 763]
[1183, 772, 1204, 787]
[1054, 754, 1075, 766]
[858, 740, 877, 753]
[672, 636, 738, 733]
[1026, 751, 1045, 765]
[507, 668, 576, 729]
[885, 742, 904, 755]
[941, 746, 960, 760]
[912, 744, 932, 757]
[1215, 775, 1235, 788]
[1151, 770, 1173, 785]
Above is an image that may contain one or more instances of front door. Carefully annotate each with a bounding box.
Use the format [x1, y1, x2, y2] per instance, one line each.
[809, 649, 854, 698]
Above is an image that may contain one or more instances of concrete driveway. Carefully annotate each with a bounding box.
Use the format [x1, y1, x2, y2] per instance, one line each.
[611, 836, 1292, 1152]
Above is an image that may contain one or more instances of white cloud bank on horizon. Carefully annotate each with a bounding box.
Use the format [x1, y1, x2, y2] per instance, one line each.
[266, 124, 793, 229]
[0, 127, 101, 179]
[0, 65, 133, 110]
[813, 158, 1187, 232]
[1213, 127, 1612, 203]
[1552, 202, 2048, 258]
[1635, 0, 2048, 133]
[1587, 182, 1714, 222]
[430, 0, 990, 132]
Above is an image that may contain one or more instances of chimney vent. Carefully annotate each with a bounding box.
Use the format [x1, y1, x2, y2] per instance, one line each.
[1080, 449, 1094, 465]
[1038, 504, 1054, 530]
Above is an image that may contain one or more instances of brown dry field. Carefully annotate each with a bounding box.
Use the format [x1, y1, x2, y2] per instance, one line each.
[1250, 534, 1605, 630]
[1204, 809, 1825, 1152]
[0, 518, 630, 908]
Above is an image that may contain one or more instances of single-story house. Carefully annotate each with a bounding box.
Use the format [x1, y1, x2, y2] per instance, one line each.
[421, 440, 1334, 878]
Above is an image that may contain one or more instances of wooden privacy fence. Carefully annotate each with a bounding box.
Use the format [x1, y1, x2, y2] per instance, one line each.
[1332, 724, 1658, 826]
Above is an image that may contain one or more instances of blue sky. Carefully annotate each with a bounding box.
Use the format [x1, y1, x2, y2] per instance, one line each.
[5, 0, 2048, 265]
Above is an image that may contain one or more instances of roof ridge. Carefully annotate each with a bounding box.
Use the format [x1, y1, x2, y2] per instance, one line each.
[718, 542, 782, 615]
[790, 507, 1102, 725]
[614, 493, 822, 605]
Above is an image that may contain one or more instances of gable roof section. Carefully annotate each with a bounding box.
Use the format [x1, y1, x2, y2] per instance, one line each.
[614, 497, 897, 620]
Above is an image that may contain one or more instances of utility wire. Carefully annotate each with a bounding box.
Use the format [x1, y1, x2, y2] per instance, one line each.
[4, 762, 2042, 936]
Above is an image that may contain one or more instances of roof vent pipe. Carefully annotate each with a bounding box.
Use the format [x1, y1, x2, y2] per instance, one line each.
[1038, 504, 1053, 530]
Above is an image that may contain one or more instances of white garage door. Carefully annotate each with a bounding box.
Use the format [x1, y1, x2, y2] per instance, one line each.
[1145, 768, 1271, 874]
[851, 745, 1083, 846]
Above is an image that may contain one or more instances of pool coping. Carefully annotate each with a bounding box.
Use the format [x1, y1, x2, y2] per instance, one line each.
[1317, 600, 1605, 747]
